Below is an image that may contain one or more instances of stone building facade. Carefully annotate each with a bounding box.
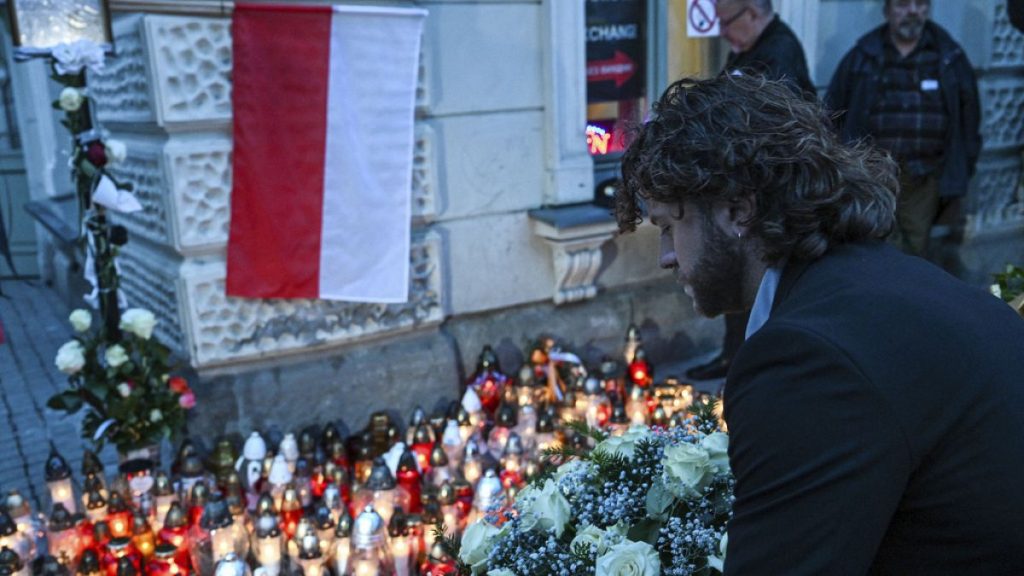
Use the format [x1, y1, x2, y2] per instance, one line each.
[9, 0, 1022, 437]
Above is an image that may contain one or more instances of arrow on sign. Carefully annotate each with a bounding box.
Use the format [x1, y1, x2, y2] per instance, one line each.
[586, 50, 636, 88]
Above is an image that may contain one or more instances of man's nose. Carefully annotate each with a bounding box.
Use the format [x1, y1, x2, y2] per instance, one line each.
[659, 235, 677, 269]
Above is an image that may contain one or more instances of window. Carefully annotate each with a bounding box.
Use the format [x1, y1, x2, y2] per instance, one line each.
[586, 0, 722, 202]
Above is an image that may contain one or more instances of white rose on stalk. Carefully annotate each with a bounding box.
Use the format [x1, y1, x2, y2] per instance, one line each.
[68, 309, 92, 332]
[117, 382, 132, 398]
[51, 39, 106, 75]
[120, 308, 156, 340]
[595, 424, 653, 459]
[458, 520, 499, 574]
[149, 409, 163, 423]
[54, 341, 86, 374]
[517, 478, 571, 536]
[662, 442, 713, 499]
[105, 344, 129, 368]
[701, 432, 730, 473]
[596, 540, 660, 576]
[58, 87, 84, 112]
[104, 139, 127, 165]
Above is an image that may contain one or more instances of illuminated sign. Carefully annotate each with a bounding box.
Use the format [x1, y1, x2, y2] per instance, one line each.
[587, 124, 612, 155]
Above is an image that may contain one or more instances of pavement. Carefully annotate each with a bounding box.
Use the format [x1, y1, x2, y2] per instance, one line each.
[0, 279, 119, 516]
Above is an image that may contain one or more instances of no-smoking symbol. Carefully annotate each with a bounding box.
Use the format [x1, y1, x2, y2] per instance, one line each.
[689, 0, 717, 34]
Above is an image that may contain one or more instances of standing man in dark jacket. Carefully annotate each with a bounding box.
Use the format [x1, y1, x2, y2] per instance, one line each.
[825, 0, 981, 256]
[686, 0, 814, 381]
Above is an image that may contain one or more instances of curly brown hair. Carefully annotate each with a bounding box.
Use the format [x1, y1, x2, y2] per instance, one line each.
[617, 74, 897, 265]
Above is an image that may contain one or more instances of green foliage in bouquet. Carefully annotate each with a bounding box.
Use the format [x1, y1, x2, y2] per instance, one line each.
[449, 397, 733, 576]
[47, 308, 194, 452]
[992, 264, 1024, 303]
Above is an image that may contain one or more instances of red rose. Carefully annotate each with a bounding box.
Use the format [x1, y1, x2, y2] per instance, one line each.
[85, 141, 107, 167]
[168, 376, 189, 394]
[179, 391, 196, 410]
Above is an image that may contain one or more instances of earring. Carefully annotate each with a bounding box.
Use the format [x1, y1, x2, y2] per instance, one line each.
[736, 231, 743, 239]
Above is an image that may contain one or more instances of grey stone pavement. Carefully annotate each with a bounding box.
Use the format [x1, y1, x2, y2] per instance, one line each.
[0, 279, 119, 515]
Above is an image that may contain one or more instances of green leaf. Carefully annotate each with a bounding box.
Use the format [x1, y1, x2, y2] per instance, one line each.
[85, 381, 109, 401]
[626, 518, 662, 546]
[46, 391, 83, 413]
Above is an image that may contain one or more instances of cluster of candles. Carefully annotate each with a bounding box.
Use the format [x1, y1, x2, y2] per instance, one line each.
[0, 328, 717, 576]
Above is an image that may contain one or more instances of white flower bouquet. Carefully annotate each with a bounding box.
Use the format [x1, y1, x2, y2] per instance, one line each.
[452, 400, 733, 576]
[48, 307, 195, 453]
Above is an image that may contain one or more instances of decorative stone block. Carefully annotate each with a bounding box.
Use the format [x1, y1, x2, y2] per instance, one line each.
[967, 154, 1024, 235]
[178, 232, 444, 369]
[90, 14, 155, 125]
[991, 0, 1024, 69]
[164, 137, 233, 254]
[144, 16, 232, 128]
[980, 75, 1024, 152]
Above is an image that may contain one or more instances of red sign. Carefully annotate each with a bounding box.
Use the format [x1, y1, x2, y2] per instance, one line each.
[586, 50, 636, 88]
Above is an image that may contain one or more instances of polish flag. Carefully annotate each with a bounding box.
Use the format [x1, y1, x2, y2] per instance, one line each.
[227, 3, 426, 302]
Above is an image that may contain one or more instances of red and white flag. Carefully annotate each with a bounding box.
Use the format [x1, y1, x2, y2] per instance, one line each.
[227, 3, 426, 302]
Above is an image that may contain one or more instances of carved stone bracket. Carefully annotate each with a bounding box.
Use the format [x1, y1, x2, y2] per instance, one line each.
[529, 204, 618, 305]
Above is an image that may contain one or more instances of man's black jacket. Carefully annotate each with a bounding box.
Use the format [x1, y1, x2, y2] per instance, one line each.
[724, 242, 1024, 574]
[824, 22, 981, 198]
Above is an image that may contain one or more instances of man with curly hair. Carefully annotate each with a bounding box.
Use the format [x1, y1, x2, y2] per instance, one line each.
[687, 0, 814, 382]
[617, 73, 1024, 574]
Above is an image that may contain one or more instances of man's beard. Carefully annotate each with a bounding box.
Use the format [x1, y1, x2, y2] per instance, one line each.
[689, 218, 748, 318]
[894, 18, 925, 43]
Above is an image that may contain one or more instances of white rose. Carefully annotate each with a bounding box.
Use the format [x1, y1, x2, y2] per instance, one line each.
[572, 524, 625, 556]
[120, 308, 156, 340]
[662, 442, 712, 499]
[595, 425, 653, 459]
[459, 520, 499, 574]
[58, 87, 84, 112]
[149, 409, 163, 423]
[707, 532, 728, 573]
[51, 39, 105, 75]
[105, 345, 129, 368]
[68, 309, 92, 332]
[55, 341, 86, 374]
[701, 432, 730, 473]
[596, 540, 661, 576]
[117, 382, 132, 398]
[104, 139, 127, 165]
[518, 478, 571, 537]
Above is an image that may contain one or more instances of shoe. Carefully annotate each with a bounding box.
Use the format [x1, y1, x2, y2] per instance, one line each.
[685, 355, 730, 380]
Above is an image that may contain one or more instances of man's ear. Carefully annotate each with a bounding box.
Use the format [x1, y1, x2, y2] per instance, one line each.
[713, 195, 756, 237]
